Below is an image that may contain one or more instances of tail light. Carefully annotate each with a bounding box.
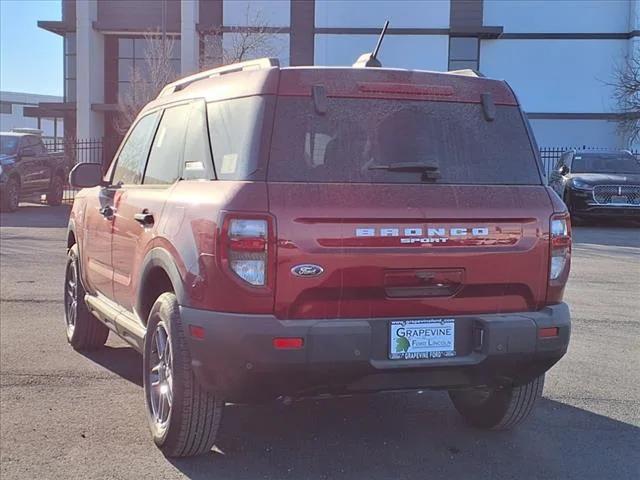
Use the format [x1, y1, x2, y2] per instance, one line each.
[549, 214, 571, 281]
[222, 217, 269, 286]
[547, 213, 571, 304]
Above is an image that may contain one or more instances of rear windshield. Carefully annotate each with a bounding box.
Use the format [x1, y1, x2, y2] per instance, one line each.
[268, 98, 541, 185]
[572, 153, 640, 174]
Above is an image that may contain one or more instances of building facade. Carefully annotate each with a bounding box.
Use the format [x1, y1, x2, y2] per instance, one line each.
[36, 0, 639, 149]
[1, 91, 64, 137]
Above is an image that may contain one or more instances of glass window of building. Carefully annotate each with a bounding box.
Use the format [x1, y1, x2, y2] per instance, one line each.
[64, 33, 77, 102]
[117, 36, 181, 101]
[448, 37, 479, 71]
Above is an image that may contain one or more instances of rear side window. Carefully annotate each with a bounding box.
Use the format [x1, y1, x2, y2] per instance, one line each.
[207, 96, 271, 180]
[268, 98, 541, 185]
[144, 103, 191, 185]
[183, 100, 214, 180]
[112, 111, 159, 185]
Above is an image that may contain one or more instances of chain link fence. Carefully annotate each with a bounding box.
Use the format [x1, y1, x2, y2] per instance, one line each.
[43, 139, 639, 204]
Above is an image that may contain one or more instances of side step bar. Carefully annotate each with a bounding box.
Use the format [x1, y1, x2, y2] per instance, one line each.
[84, 294, 146, 353]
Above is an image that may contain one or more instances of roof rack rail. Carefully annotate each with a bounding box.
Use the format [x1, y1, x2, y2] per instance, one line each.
[11, 128, 43, 135]
[446, 69, 484, 78]
[157, 57, 280, 98]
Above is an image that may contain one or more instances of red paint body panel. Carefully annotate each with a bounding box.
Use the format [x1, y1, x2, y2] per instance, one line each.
[111, 186, 172, 311]
[268, 183, 553, 320]
[154, 181, 274, 314]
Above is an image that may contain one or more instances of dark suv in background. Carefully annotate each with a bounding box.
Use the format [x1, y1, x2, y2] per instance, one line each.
[0, 130, 68, 211]
[549, 149, 640, 222]
[65, 58, 571, 457]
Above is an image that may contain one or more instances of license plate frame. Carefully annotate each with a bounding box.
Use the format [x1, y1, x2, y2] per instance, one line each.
[389, 319, 456, 360]
[611, 195, 627, 204]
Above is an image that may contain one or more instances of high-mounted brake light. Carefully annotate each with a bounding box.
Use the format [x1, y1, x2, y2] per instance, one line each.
[549, 214, 571, 281]
[225, 218, 268, 286]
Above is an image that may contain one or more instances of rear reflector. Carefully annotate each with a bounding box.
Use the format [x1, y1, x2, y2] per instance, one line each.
[273, 337, 304, 350]
[189, 325, 205, 339]
[539, 327, 559, 338]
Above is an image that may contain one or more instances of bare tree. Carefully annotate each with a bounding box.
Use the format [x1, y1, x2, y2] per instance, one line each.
[611, 49, 640, 147]
[115, 6, 282, 134]
[115, 32, 179, 134]
[200, 5, 283, 69]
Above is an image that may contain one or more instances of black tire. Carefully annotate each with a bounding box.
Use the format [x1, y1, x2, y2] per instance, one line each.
[64, 244, 109, 350]
[47, 175, 64, 206]
[143, 292, 224, 457]
[449, 374, 545, 430]
[1, 176, 20, 212]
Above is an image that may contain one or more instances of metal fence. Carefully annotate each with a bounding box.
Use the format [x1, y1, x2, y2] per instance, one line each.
[539, 147, 640, 179]
[43, 138, 118, 203]
[43, 139, 639, 204]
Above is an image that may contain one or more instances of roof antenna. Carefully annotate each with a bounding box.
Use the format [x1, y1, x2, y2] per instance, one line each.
[353, 20, 389, 68]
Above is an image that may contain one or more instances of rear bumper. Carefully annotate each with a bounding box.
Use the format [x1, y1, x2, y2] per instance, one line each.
[180, 303, 570, 402]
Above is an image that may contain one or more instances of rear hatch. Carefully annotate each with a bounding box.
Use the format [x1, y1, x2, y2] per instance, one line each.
[267, 77, 552, 320]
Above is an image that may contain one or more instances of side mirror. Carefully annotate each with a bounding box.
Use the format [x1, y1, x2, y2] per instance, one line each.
[21, 147, 36, 157]
[559, 165, 570, 175]
[69, 162, 103, 188]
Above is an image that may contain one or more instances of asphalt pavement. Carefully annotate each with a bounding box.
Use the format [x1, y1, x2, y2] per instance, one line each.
[1, 204, 639, 480]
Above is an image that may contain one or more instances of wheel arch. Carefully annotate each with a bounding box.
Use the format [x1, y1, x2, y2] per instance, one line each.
[67, 222, 77, 250]
[136, 248, 186, 325]
[8, 172, 21, 186]
[54, 167, 66, 180]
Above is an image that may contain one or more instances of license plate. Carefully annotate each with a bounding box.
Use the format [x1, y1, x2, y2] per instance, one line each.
[389, 319, 456, 360]
[611, 195, 627, 204]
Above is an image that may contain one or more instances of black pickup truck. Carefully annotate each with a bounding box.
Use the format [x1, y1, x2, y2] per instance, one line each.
[0, 130, 68, 211]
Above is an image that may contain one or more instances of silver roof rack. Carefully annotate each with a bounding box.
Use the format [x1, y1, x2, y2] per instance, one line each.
[446, 69, 484, 78]
[157, 57, 280, 98]
[11, 127, 43, 135]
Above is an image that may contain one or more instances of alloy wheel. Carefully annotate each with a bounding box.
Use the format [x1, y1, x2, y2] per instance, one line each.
[148, 323, 173, 429]
[64, 259, 78, 337]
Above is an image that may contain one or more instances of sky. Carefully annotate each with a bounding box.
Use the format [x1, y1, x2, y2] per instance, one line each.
[0, 0, 63, 96]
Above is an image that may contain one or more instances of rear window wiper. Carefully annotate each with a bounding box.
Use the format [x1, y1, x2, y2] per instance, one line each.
[368, 162, 441, 181]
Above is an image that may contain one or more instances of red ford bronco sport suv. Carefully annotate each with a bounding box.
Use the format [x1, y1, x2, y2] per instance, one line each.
[66, 58, 571, 457]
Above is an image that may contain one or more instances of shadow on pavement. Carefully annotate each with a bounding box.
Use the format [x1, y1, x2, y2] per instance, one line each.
[82, 345, 143, 387]
[77, 322, 639, 479]
[0, 203, 71, 228]
[165, 393, 639, 480]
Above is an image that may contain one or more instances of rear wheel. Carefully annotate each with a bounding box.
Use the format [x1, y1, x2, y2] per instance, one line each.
[1, 176, 20, 212]
[64, 244, 109, 350]
[143, 292, 224, 457]
[449, 374, 545, 430]
[47, 175, 64, 206]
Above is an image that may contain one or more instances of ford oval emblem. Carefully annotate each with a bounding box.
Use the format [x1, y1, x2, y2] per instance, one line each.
[291, 264, 324, 277]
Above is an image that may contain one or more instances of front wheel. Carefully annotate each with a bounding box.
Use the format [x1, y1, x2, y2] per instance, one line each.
[449, 374, 545, 430]
[143, 292, 224, 457]
[47, 175, 64, 206]
[64, 244, 109, 350]
[1, 177, 20, 212]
